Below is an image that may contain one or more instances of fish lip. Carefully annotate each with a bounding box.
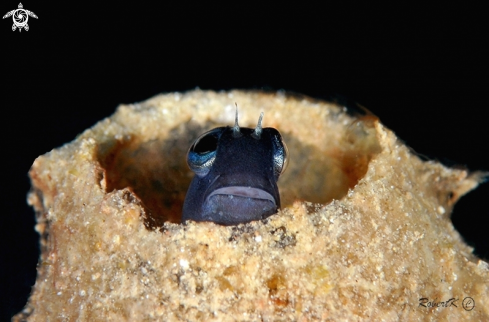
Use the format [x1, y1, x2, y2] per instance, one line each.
[206, 186, 276, 205]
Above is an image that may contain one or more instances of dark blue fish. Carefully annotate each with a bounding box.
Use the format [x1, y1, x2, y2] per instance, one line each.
[182, 109, 288, 225]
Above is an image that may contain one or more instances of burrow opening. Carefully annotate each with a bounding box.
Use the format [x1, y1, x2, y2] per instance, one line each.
[97, 116, 381, 229]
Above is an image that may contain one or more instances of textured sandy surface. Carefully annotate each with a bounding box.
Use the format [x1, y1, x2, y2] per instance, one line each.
[15, 90, 488, 321]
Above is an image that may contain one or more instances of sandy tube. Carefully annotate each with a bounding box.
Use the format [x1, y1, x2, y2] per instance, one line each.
[16, 90, 489, 321]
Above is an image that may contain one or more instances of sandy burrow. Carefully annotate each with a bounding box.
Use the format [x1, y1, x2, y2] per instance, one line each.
[15, 90, 489, 321]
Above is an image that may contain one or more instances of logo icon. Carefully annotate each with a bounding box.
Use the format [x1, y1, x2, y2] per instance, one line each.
[3, 3, 38, 32]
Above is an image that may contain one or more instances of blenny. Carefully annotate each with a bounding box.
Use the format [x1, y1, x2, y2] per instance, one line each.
[182, 108, 288, 225]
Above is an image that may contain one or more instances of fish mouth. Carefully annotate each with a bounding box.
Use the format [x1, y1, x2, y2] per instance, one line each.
[207, 186, 276, 203]
[202, 186, 277, 225]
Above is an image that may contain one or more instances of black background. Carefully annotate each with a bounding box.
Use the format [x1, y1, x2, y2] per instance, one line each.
[1, 2, 488, 320]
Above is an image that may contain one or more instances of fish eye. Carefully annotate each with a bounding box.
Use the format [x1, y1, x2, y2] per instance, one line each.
[271, 133, 289, 179]
[191, 128, 222, 154]
[187, 128, 223, 177]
